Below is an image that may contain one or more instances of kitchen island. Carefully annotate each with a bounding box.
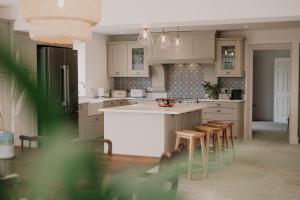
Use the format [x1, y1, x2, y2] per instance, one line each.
[99, 103, 207, 157]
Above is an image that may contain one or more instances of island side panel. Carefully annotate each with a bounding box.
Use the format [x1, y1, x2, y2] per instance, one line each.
[164, 110, 203, 153]
[104, 112, 166, 157]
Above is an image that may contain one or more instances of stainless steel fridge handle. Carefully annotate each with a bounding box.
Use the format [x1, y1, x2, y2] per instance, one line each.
[61, 65, 67, 106]
[66, 65, 70, 105]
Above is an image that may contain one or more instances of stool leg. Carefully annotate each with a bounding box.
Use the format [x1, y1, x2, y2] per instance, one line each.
[216, 131, 223, 167]
[205, 133, 210, 160]
[229, 125, 234, 148]
[175, 135, 181, 150]
[188, 137, 195, 180]
[200, 137, 208, 178]
[225, 128, 229, 149]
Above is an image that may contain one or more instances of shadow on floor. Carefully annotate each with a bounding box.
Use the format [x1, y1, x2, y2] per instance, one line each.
[252, 121, 289, 143]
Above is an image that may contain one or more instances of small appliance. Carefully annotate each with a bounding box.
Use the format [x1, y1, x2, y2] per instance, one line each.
[111, 90, 127, 98]
[97, 88, 105, 98]
[231, 89, 243, 100]
[130, 89, 146, 98]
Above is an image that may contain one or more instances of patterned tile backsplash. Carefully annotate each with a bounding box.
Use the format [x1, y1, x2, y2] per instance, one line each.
[114, 64, 245, 99]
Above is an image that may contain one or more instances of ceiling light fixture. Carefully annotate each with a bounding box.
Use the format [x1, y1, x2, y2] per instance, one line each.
[137, 28, 153, 47]
[172, 27, 183, 51]
[157, 27, 171, 50]
[21, 0, 101, 45]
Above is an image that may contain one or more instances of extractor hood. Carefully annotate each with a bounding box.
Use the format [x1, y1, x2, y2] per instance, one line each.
[149, 58, 215, 65]
[150, 64, 166, 92]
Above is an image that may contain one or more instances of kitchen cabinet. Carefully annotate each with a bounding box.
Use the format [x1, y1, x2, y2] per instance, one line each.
[87, 114, 104, 139]
[79, 103, 88, 138]
[216, 38, 244, 77]
[0, 20, 13, 73]
[108, 42, 149, 77]
[127, 43, 149, 77]
[108, 43, 128, 77]
[201, 101, 244, 139]
[14, 31, 37, 74]
[150, 31, 216, 63]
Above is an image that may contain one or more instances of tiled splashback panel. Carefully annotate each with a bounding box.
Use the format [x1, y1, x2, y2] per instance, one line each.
[165, 64, 205, 99]
[114, 77, 151, 91]
[218, 77, 245, 91]
[114, 65, 245, 99]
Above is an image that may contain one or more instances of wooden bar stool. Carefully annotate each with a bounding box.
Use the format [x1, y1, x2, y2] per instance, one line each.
[175, 130, 207, 180]
[204, 123, 230, 149]
[208, 121, 235, 148]
[194, 125, 223, 166]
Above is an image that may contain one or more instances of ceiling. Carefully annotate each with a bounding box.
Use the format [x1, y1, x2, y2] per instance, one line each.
[1, 0, 300, 35]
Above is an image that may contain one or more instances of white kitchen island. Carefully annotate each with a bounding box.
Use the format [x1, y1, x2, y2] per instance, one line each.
[99, 103, 207, 157]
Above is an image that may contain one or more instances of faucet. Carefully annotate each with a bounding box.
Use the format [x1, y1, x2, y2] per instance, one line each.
[78, 81, 86, 89]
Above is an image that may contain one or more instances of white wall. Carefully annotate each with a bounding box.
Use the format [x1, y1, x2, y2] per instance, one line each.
[85, 33, 113, 98]
[221, 29, 300, 144]
[253, 50, 290, 121]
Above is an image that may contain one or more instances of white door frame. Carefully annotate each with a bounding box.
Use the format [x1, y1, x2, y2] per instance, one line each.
[246, 43, 293, 142]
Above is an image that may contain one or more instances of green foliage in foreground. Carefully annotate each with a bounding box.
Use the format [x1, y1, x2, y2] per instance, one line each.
[0, 45, 182, 200]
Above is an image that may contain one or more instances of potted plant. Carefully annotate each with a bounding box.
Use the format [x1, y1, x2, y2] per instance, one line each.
[202, 81, 222, 100]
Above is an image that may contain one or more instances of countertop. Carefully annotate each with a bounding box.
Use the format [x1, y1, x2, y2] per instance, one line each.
[80, 97, 245, 104]
[98, 103, 207, 115]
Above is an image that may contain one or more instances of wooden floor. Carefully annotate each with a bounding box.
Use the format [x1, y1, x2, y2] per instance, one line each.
[0, 147, 159, 178]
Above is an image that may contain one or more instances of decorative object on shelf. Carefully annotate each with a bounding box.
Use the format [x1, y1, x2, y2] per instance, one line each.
[222, 46, 236, 69]
[202, 81, 222, 100]
[156, 98, 176, 107]
[21, 0, 101, 44]
[172, 27, 183, 51]
[137, 28, 153, 47]
[157, 28, 171, 50]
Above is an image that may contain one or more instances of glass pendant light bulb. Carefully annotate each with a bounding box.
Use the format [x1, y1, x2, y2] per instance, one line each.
[57, 0, 65, 8]
[137, 28, 153, 47]
[157, 28, 171, 50]
[172, 28, 183, 51]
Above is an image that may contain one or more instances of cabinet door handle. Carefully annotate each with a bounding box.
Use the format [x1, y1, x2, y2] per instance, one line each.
[116, 72, 119, 75]
[217, 110, 221, 113]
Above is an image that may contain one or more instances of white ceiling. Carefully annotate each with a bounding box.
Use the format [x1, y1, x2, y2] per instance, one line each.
[1, 0, 300, 35]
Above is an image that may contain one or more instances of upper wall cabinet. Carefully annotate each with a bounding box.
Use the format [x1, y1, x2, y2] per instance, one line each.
[0, 20, 13, 73]
[150, 31, 216, 63]
[108, 42, 149, 77]
[216, 38, 244, 77]
[14, 32, 37, 74]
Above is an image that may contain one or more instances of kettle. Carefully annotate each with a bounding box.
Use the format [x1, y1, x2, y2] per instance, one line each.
[231, 89, 243, 100]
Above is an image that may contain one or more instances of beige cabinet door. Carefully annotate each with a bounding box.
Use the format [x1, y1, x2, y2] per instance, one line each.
[13, 74, 38, 146]
[79, 103, 88, 138]
[108, 44, 128, 77]
[0, 22, 12, 73]
[193, 35, 215, 60]
[216, 38, 244, 77]
[0, 73, 11, 131]
[127, 43, 149, 77]
[14, 32, 37, 74]
[87, 114, 104, 139]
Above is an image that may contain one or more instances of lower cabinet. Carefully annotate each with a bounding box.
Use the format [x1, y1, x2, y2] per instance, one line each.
[79, 103, 104, 139]
[201, 101, 244, 139]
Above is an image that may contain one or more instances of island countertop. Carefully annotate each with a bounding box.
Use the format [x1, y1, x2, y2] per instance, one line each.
[99, 103, 207, 115]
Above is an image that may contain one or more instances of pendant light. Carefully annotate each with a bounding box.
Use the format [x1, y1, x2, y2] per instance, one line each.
[21, 0, 101, 45]
[157, 28, 171, 50]
[137, 28, 153, 47]
[172, 27, 183, 51]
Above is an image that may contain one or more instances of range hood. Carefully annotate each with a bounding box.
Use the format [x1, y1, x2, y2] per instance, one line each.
[150, 65, 166, 92]
[149, 58, 215, 65]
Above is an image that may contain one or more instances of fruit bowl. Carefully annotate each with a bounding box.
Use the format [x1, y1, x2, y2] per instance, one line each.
[156, 98, 176, 107]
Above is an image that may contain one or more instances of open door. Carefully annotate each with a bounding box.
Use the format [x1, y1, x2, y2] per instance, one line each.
[274, 58, 289, 123]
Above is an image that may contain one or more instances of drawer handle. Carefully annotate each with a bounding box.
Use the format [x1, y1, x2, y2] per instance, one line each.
[217, 110, 221, 113]
[217, 103, 221, 106]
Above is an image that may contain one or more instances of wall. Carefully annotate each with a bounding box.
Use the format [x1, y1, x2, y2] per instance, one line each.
[114, 64, 244, 99]
[253, 50, 290, 121]
[220, 28, 300, 144]
[85, 33, 113, 98]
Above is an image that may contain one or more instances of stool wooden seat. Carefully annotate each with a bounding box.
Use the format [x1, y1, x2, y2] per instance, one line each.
[208, 121, 235, 148]
[194, 125, 223, 166]
[175, 130, 207, 180]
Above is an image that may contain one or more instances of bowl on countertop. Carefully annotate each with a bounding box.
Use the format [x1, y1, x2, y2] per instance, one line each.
[156, 98, 176, 107]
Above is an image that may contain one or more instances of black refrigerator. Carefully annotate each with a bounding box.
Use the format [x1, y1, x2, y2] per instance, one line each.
[37, 46, 78, 138]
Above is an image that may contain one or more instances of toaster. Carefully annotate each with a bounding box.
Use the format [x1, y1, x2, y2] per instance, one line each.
[111, 90, 127, 98]
[130, 89, 146, 98]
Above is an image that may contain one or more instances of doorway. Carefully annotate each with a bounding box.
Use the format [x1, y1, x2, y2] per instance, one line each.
[252, 49, 290, 142]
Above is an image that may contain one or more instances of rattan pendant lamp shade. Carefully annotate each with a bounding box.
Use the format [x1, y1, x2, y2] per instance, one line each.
[21, 0, 101, 44]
